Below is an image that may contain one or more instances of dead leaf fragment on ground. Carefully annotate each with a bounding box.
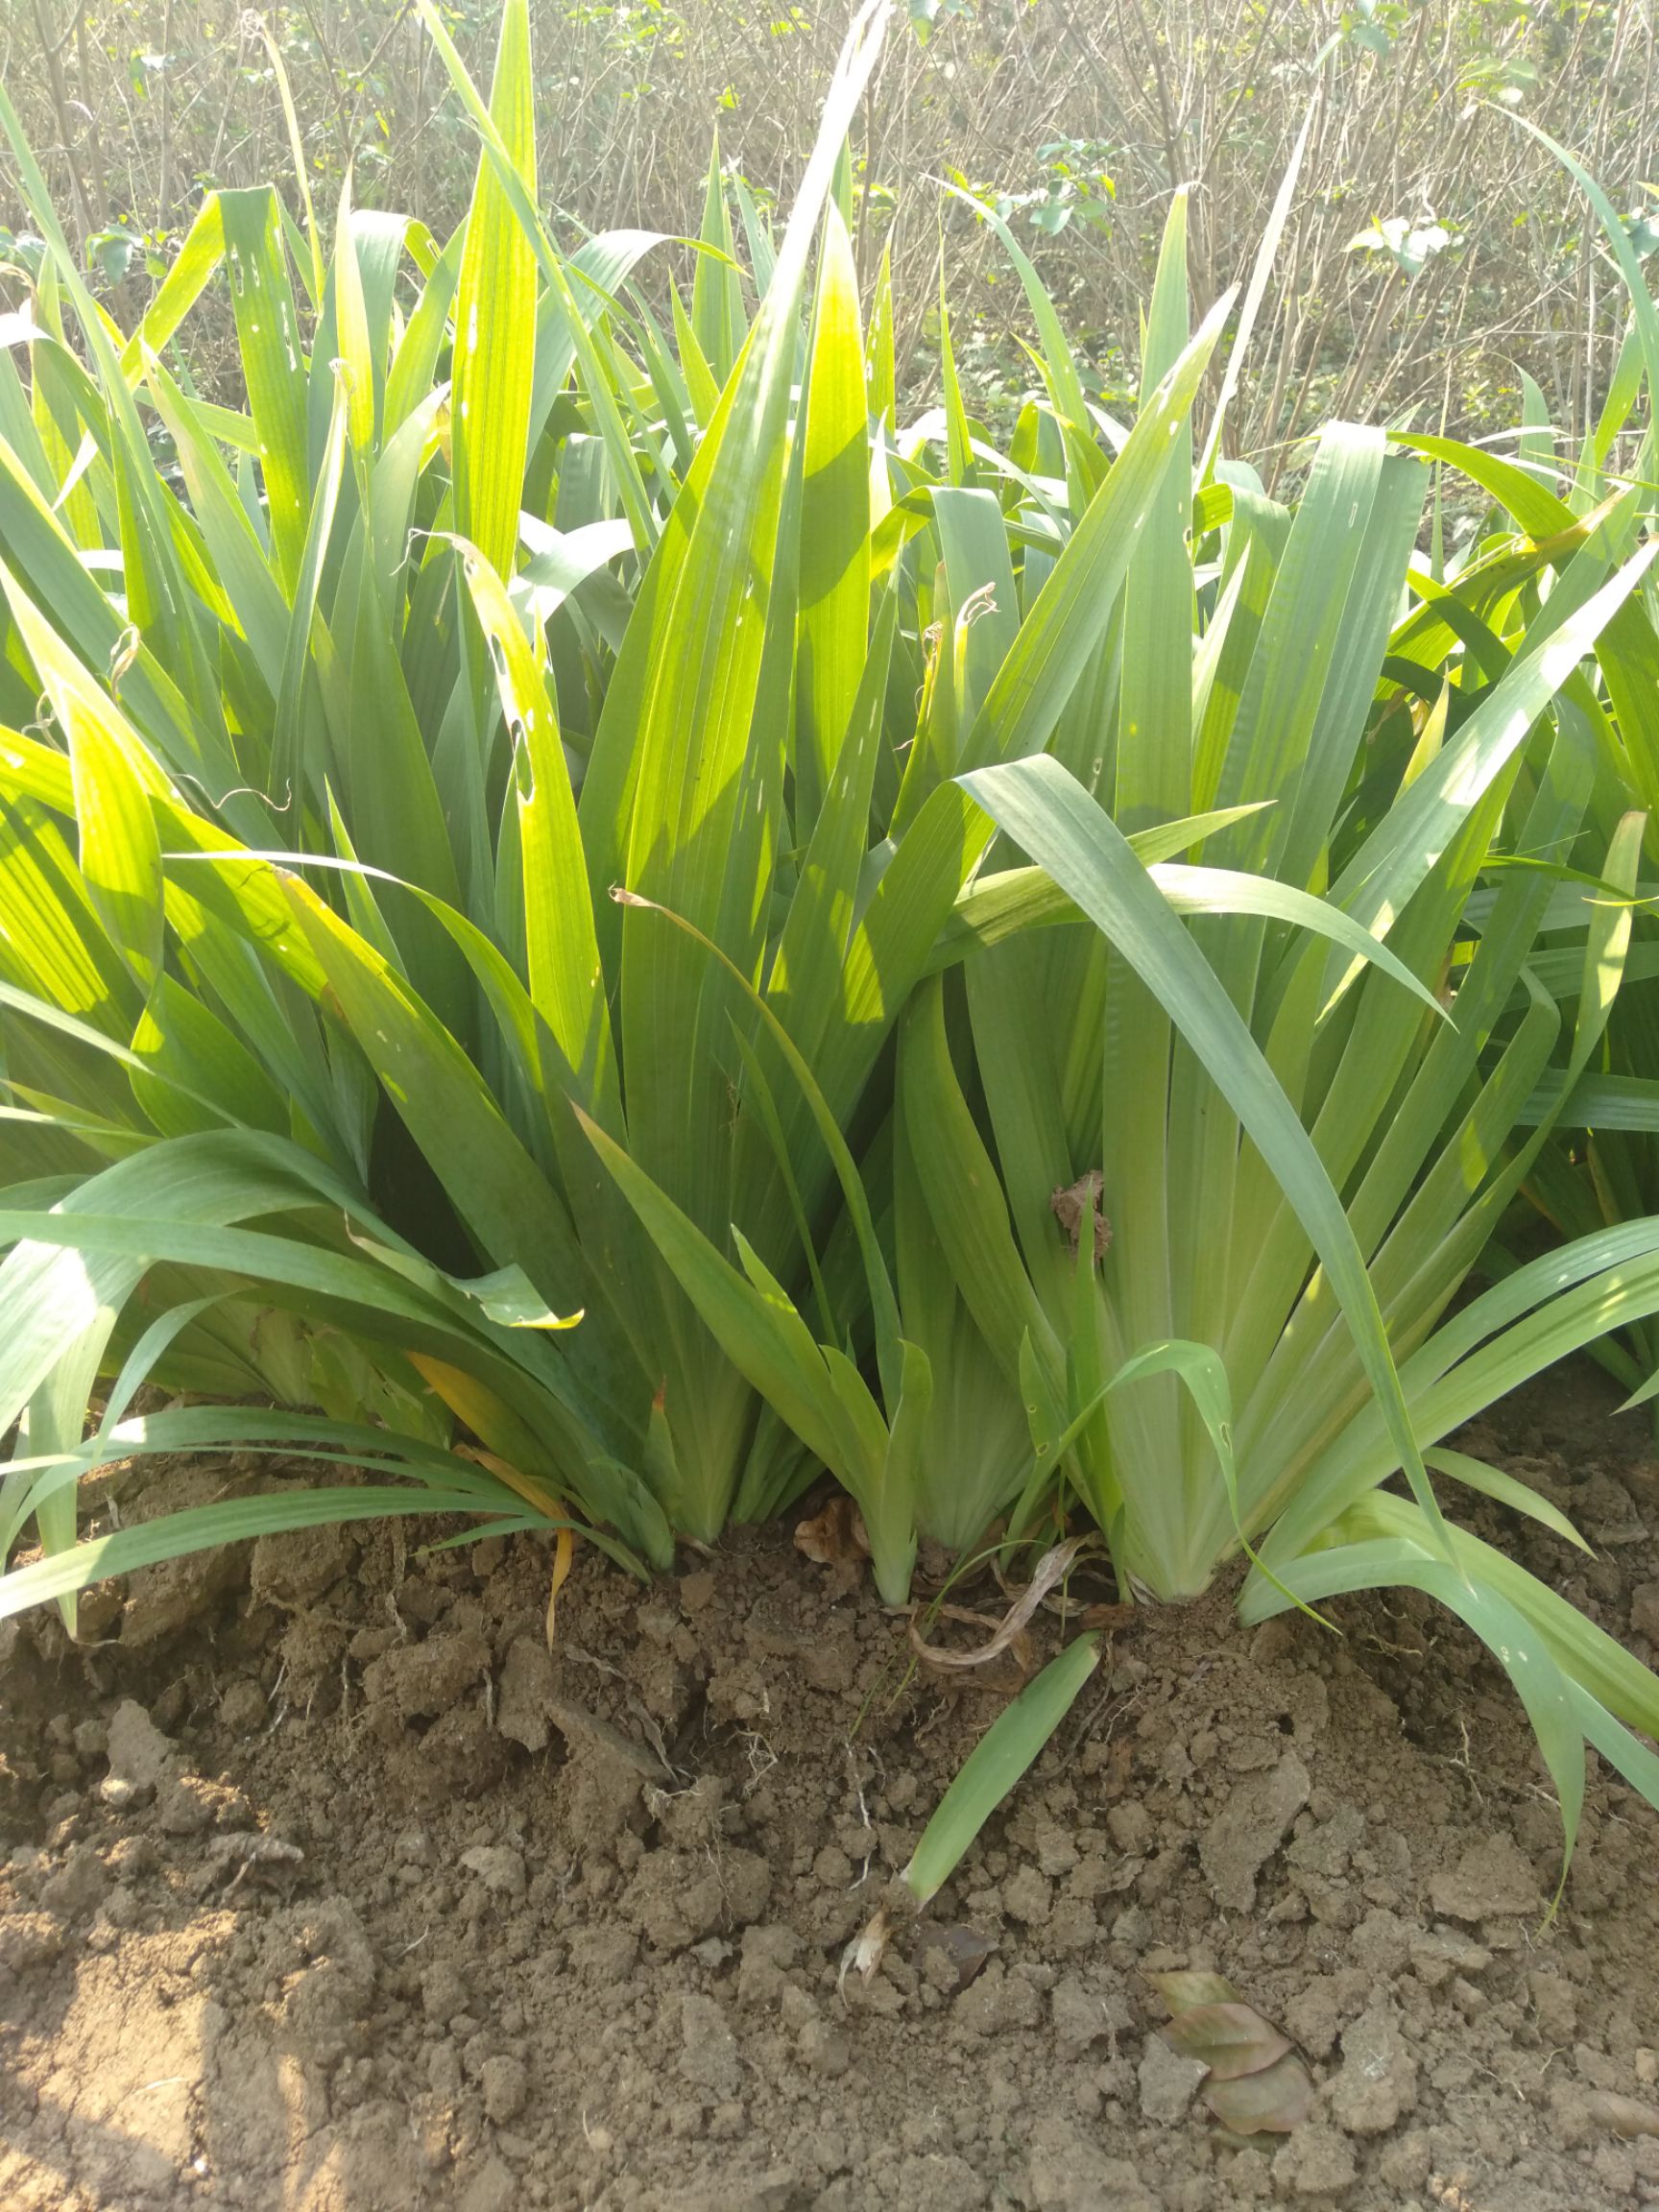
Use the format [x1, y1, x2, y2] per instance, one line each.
[1149, 1969, 1313, 2136]
[1161, 2000, 1291, 2081]
[795, 1495, 870, 1568]
[1205, 2052, 1315, 2134]
[839, 1904, 892, 1995]
[909, 1538, 1086, 1671]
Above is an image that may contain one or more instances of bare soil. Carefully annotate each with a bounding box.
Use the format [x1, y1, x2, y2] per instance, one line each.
[3, 1364, 1659, 2212]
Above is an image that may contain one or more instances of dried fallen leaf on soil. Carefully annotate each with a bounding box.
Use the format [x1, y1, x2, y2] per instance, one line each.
[1148, 1970, 1237, 2011]
[1077, 1600, 1138, 1632]
[840, 1903, 892, 1993]
[1203, 2052, 1315, 2135]
[1160, 2001, 1291, 2081]
[794, 1494, 870, 1567]
[204, 1832, 303, 1892]
[1149, 1969, 1313, 2135]
[546, 1522, 575, 1647]
[457, 1442, 577, 1645]
[909, 1601, 1033, 1676]
[909, 1538, 1087, 1671]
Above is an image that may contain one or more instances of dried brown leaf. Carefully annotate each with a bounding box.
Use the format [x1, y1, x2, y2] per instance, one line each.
[1203, 2052, 1315, 2135]
[1077, 1600, 1138, 1632]
[1161, 2001, 1291, 2081]
[839, 1904, 892, 1997]
[1147, 1969, 1240, 2012]
[795, 1494, 870, 1567]
[909, 1538, 1087, 1671]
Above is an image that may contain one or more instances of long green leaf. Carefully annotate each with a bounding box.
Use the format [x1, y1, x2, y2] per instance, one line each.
[902, 1633, 1101, 1905]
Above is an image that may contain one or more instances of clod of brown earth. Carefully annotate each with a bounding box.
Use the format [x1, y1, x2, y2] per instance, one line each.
[1428, 1831, 1545, 1922]
[1198, 1746, 1310, 1910]
[1327, 1994, 1418, 2134]
[1138, 2032, 1208, 2121]
[361, 1626, 492, 1722]
[99, 1698, 177, 1805]
[460, 1842, 526, 1897]
[913, 1921, 996, 1992]
[1271, 2119, 1359, 2198]
[495, 1632, 558, 1752]
[1584, 2090, 1659, 2138]
[1024, 2114, 1162, 2212]
[250, 1522, 357, 1609]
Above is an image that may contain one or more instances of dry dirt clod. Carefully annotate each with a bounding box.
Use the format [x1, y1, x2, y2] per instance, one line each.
[158, 1771, 244, 1836]
[479, 2052, 528, 2123]
[99, 1697, 177, 1805]
[37, 1844, 108, 1921]
[218, 1678, 268, 1735]
[1199, 1748, 1310, 1911]
[1024, 2117, 1160, 2212]
[913, 1922, 996, 1993]
[0, 1911, 63, 1975]
[1428, 1833, 1544, 1922]
[361, 1627, 491, 1723]
[494, 1634, 557, 1752]
[1327, 1994, 1418, 2134]
[678, 1991, 742, 2098]
[250, 1523, 357, 1609]
[460, 1843, 526, 1898]
[798, 2015, 851, 2077]
[1139, 2032, 1208, 2121]
[1271, 2119, 1358, 2198]
[1583, 2089, 1659, 2138]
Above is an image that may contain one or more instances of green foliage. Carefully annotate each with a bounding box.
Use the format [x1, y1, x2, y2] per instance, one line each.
[901, 1629, 1102, 1907]
[2, 0, 1659, 1884]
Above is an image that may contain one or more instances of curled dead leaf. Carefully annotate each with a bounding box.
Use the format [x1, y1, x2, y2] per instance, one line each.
[545, 1522, 575, 1648]
[456, 1442, 577, 1643]
[839, 1903, 892, 1997]
[910, 1538, 1087, 1671]
[795, 1494, 870, 1568]
[910, 1600, 1033, 1675]
[989, 1535, 1109, 1619]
